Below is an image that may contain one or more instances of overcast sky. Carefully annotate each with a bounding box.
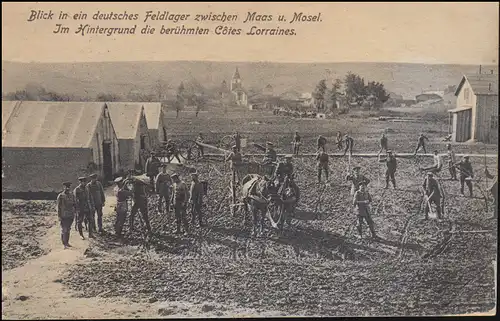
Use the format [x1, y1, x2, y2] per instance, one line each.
[2, 2, 498, 64]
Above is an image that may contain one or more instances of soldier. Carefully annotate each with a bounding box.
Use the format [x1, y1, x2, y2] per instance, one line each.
[235, 131, 242, 152]
[420, 150, 442, 174]
[166, 139, 182, 163]
[113, 177, 133, 238]
[316, 150, 329, 183]
[317, 135, 327, 153]
[414, 133, 429, 155]
[123, 173, 153, 237]
[57, 182, 77, 249]
[377, 133, 388, 156]
[422, 172, 443, 220]
[385, 151, 397, 189]
[87, 173, 106, 234]
[336, 131, 343, 151]
[485, 168, 498, 219]
[155, 164, 172, 215]
[145, 151, 161, 187]
[225, 145, 243, 184]
[171, 173, 189, 235]
[73, 176, 94, 239]
[456, 155, 474, 197]
[189, 172, 204, 227]
[352, 182, 378, 239]
[293, 131, 301, 156]
[346, 166, 370, 195]
[195, 133, 205, 158]
[262, 142, 277, 177]
[343, 134, 354, 156]
[446, 144, 457, 180]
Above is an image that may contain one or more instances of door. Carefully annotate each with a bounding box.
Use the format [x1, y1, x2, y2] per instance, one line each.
[456, 109, 472, 142]
[102, 141, 113, 181]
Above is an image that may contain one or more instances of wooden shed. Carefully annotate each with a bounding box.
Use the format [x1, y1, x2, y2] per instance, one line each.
[449, 73, 498, 143]
[2, 101, 120, 197]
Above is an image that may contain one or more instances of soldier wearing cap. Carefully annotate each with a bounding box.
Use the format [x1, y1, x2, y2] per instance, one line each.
[86, 173, 106, 234]
[262, 142, 277, 177]
[343, 134, 354, 157]
[378, 133, 388, 156]
[414, 133, 429, 155]
[385, 150, 397, 189]
[455, 155, 474, 197]
[113, 176, 133, 238]
[316, 149, 329, 183]
[145, 151, 161, 187]
[225, 145, 243, 184]
[317, 135, 327, 153]
[170, 173, 189, 235]
[446, 144, 457, 180]
[123, 173, 153, 237]
[73, 176, 94, 239]
[155, 164, 172, 215]
[352, 182, 378, 239]
[420, 150, 442, 174]
[57, 181, 77, 249]
[422, 172, 443, 219]
[188, 172, 204, 227]
[346, 166, 370, 195]
[293, 131, 301, 156]
[195, 133, 205, 158]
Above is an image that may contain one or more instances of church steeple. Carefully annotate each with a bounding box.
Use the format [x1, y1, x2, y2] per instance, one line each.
[233, 67, 241, 80]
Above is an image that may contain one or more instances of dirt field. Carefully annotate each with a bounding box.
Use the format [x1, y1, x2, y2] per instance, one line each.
[2, 111, 497, 318]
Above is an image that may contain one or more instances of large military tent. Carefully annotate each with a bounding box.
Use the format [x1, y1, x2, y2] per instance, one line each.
[142, 102, 167, 147]
[107, 102, 150, 171]
[2, 101, 120, 198]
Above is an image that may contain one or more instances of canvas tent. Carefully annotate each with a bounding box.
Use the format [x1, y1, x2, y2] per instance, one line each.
[2, 101, 120, 197]
[142, 102, 167, 147]
[107, 102, 151, 171]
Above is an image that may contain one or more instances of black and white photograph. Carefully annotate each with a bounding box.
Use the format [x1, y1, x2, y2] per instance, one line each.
[1, 2, 498, 318]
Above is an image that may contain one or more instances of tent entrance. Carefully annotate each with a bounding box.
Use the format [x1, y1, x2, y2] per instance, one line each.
[102, 141, 113, 181]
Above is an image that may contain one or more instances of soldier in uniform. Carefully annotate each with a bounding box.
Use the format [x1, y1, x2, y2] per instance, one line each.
[385, 150, 397, 189]
[343, 134, 354, 156]
[293, 131, 301, 156]
[316, 150, 329, 183]
[446, 143, 457, 180]
[455, 155, 474, 197]
[346, 166, 371, 195]
[87, 173, 106, 234]
[189, 172, 204, 227]
[73, 176, 94, 239]
[145, 151, 161, 187]
[171, 173, 189, 235]
[377, 133, 388, 156]
[485, 168, 498, 219]
[422, 172, 443, 219]
[57, 182, 77, 249]
[225, 145, 243, 184]
[420, 150, 442, 174]
[262, 142, 277, 177]
[414, 133, 429, 155]
[123, 173, 153, 237]
[155, 164, 172, 215]
[113, 177, 133, 238]
[195, 133, 205, 158]
[234, 132, 242, 152]
[352, 182, 378, 239]
[317, 135, 327, 153]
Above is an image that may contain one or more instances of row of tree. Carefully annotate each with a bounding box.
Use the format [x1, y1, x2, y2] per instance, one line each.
[312, 72, 390, 110]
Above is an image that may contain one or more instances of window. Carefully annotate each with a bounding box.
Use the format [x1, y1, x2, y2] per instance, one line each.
[491, 115, 499, 129]
[464, 88, 470, 104]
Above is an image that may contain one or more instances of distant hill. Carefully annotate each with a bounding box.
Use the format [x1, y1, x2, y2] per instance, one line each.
[2, 60, 497, 100]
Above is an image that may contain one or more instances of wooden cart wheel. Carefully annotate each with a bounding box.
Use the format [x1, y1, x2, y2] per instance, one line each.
[180, 140, 201, 162]
[267, 197, 284, 230]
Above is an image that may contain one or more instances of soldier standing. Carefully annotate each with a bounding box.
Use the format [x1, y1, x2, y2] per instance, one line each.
[447, 144, 457, 180]
[87, 173, 106, 234]
[189, 172, 204, 227]
[235, 131, 242, 152]
[145, 151, 161, 187]
[225, 145, 243, 184]
[422, 172, 443, 220]
[456, 155, 474, 197]
[317, 135, 327, 153]
[73, 176, 94, 239]
[385, 151, 397, 189]
[346, 166, 370, 195]
[316, 150, 329, 183]
[378, 133, 388, 156]
[113, 177, 133, 238]
[293, 131, 301, 156]
[262, 142, 277, 177]
[343, 134, 354, 156]
[414, 133, 429, 155]
[171, 173, 189, 235]
[123, 173, 153, 237]
[196, 133, 205, 158]
[155, 165, 172, 215]
[485, 168, 498, 219]
[57, 182, 77, 249]
[352, 183, 378, 239]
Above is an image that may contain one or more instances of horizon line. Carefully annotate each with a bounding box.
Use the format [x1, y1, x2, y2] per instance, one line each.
[2, 59, 497, 66]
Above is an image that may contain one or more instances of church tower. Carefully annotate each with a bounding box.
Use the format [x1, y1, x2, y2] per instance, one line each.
[230, 67, 242, 92]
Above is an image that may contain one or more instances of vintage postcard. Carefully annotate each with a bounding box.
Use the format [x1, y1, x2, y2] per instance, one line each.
[1, 1, 498, 318]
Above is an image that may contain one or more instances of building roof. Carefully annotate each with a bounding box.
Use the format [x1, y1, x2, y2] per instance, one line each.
[2, 101, 106, 148]
[455, 74, 498, 96]
[142, 102, 162, 130]
[107, 102, 145, 140]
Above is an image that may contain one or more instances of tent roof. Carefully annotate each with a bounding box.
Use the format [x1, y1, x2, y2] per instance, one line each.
[142, 102, 162, 130]
[2, 101, 105, 148]
[107, 102, 145, 139]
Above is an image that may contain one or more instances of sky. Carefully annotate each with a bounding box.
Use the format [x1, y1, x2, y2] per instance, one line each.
[2, 2, 498, 65]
